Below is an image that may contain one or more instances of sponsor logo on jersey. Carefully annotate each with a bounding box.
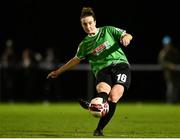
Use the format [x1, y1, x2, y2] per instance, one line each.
[92, 41, 110, 55]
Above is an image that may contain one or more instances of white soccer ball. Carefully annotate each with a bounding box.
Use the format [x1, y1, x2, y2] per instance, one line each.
[89, 97, 109, 118]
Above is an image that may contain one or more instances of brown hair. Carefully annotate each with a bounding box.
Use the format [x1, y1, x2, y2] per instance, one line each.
[80, 7, 96, 20]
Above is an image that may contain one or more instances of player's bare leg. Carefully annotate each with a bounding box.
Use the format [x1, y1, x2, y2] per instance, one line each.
[96, 82, 111, 102]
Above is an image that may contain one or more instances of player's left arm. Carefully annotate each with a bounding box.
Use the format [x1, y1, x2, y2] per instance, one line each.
[120, 33, 133, 47]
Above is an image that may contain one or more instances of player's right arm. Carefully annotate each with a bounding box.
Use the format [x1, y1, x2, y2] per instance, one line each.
[47, 56, 81, 79]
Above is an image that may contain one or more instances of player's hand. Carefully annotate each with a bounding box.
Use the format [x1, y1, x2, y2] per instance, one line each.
[120, 37, 130, 47]
[120, 33, 132, 47]
[47, 70, 59, 79]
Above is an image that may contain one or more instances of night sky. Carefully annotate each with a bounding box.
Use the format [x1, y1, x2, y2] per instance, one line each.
[1, 0, 180, 64]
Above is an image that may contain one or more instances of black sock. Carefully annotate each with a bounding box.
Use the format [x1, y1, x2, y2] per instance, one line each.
[96, 101, 117, 130]
[97, 92, 108, 103]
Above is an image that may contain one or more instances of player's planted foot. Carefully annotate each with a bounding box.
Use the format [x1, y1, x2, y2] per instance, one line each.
[93, 129, 104, 136]
[78, 99, 90, 110]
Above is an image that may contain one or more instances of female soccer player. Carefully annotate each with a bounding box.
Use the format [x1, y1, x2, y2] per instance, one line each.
[47, 7, 133, 136]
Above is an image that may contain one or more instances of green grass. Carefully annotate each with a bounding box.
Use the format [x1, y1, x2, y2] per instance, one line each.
[0, 102, 180, 138]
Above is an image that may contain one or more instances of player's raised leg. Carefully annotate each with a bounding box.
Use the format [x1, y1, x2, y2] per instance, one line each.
[93, 84, 124, 136]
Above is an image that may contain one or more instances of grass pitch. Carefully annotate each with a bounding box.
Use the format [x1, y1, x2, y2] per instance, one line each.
[0, 102, 180, 138]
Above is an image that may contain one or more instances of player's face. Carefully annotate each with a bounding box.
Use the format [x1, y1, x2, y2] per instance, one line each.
[81, 16, 97, 35]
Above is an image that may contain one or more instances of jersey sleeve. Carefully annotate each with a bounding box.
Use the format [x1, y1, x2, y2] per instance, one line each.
[108, 26, 126, 40]
[75, 42, 86, 60]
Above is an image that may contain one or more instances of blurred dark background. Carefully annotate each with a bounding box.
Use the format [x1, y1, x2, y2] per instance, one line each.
[0, 0, 180, 103]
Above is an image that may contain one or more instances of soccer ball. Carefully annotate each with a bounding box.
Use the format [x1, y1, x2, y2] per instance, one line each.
[89, 97, 109, 118]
